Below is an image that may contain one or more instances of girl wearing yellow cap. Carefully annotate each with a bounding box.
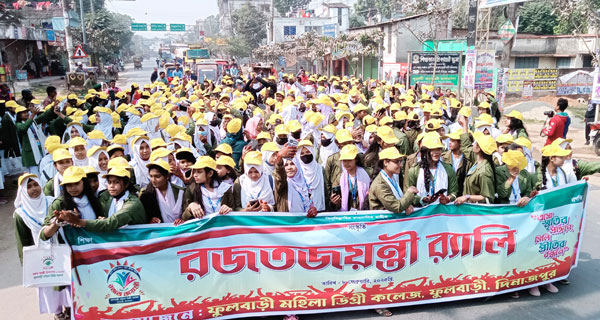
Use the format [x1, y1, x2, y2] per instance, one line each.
[13, 173, 71, 318]
[495, 150, 536, 206]
[503, 111, 529, 139]
[369, 147, 418, 214]
[233, 151, 276, 212]
[68, 137, 89, 167]
[61, 122, 88, 144]
[295, 142, 327, 211]
[43, 149, 73, 197]
[330, 144, 370, 211]
[88, 147, 109, 192]
[272, 146, 318, 216]
[130, 137, 152, 188]
[182, 156, 234, 219]
[406, 132, 458, 205]
[57, 167, 146, 232]
[554, 138, 600, 184]
[216, 155, 238, 185]
[140, 160, 185, 225]
[454, 119, 498, 204]
[539, 144, 575, 190]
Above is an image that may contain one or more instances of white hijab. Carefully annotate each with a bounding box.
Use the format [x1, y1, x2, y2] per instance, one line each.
[201, 181, 232, 215]
[72, 195, 97, 220]
[69, 146, 90, 167]
[14, 176, 51, 244]
[262, 151, 276, 175]
[285, 158, 312, 212]
[129, 138, 151, 188]
[319, 131, 339, 166]
[416, 160, 449, 201]
[123, 111, 142, 134]
[296, 146, 325, 211]
[62, 123, 87, 144]
[89, 149, 108, 191]
[156, 184, 183, 223]
[239, 163, 275, 208]
[96, 111, 114, 140]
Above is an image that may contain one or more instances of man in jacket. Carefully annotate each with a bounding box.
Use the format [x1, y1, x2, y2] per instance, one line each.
[542, 98, 571, 146]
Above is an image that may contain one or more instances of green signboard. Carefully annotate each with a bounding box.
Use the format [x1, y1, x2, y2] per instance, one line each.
[131, 23, 147, 31]
[151, 23, 167, 31]
[187, 49, 210, 59]
[170, 24, 186, 32]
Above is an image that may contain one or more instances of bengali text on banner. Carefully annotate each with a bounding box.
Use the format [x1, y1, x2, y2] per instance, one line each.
[62, 182, 589, 320]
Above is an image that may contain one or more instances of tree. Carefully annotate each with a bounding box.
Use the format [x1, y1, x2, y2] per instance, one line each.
[553, 0, 600, 65]
[72, 9, 134, 63]
[274, 0, 311, 16]
[228, 4, 267, 58]
[354, 0, 393, 23]
[349, 12, 366, 28]
[200, 15, 220, 37]
[518, 0, 557, 34]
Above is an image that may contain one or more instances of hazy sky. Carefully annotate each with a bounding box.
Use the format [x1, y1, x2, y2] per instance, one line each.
[106, 0, 219, 36]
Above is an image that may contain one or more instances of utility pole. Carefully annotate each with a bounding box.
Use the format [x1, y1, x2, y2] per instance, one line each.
[79, 0, 87, 44]
[89, 0, 95, 15]
[269, 0, 275, 44]
[500, 3, 518, 68]
[62, 0, 75, 72]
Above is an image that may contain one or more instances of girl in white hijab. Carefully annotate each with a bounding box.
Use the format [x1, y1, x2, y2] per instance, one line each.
[88, 146, 109, 192]
[296, 143, 326, 211]
[123, 109, 142, 134]
[284, 157, 314, 213]
[13, 174, 70, 318]
[319, 128, 339, 166]
[95, 110, 114, 140]
[235, 151, 275, 211]
[61, 122, 87, 144]
[68, 137, 90, 167]
[129, 137, 152, 188]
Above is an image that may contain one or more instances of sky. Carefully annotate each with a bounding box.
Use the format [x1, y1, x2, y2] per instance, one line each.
[106, 0, 219, 37]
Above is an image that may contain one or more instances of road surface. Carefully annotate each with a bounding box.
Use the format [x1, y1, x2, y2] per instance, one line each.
[1, 63, 599, 319]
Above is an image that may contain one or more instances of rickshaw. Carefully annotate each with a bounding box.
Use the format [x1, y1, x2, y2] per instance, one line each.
[133, 57, 143, 70]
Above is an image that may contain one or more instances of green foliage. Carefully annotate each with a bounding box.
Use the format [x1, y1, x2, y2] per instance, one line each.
[74, 0, 105, 15]
[72, 9, 134, 62]
[228, 4, 267, 58]
[451, 0, 468, 29]
[274, 0, 311, 16]
[354, 0, 392, 21]
[200, 15, 220, 37]
[349, 12, 366, 28]
[518, 1, 557, 34]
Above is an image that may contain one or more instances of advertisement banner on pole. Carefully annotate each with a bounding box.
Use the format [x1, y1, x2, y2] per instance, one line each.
[463, 49, 476, 89]
[475, 50, 495, 90]
[64, 182, 588, 320]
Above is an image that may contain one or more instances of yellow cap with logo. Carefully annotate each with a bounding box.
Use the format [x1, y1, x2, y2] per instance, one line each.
[190, 156, 217, 170]
[61, 166, 86, 185]
[339, 144, 359, 160]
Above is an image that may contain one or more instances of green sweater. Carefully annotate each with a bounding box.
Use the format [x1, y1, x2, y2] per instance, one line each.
[406, 161, 458, 204]
[368, 171, 415, 213]
[16, 107, 56, 167]
[495, 165, 536, 204]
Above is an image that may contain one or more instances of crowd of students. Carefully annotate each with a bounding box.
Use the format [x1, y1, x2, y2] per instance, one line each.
[9, 72, 600, 320]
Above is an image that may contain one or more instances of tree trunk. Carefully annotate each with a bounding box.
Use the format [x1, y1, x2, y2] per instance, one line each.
[500, 4, 518, 68]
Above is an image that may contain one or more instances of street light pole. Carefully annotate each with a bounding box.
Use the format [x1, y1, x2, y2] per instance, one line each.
[79, 0, 87, 44]
[62, 0, 75, 71]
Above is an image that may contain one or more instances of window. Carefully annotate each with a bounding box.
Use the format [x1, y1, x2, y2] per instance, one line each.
[305, 26, 322, 34]
[283, 26, 296, 36]
[338, 8, 342, 26]
[555, 57, 571, 68]
[514, 57, 539, 69]
[583, 55, 593, 68]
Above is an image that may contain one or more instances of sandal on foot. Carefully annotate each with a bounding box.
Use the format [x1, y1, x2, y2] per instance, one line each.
[375, 308, 393, 317]
[543, 283, 559, 293]
[510, 291, 520, 299]
[283, 315, 299, 320]
[528, 286, 540, 297]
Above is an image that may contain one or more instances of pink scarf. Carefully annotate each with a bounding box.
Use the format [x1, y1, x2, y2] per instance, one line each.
[244, 116, 262, 140]
[340, 167, 370, 211]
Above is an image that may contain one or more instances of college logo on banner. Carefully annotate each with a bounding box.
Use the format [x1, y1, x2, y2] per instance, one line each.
[105, 260, 142, 304]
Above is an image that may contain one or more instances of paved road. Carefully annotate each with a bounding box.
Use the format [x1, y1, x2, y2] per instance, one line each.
[1, 65, 600, 319]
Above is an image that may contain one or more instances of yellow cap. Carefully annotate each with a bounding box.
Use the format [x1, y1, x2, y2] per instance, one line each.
[83, 166, 99, 175]
[424, 119, 442, 131]
[320, 124, 337, 135]
[190, 156, 217, 171]
[256, 131, 272, 141]
[45, 135, 61, 149]
[379, 147, 405, 160]
[421, 132, 444, 150]
[226, 118, 242, 134]
[393, 111, 407, 121]
[107, 157, 131, 170]
[245, 151, 263, 166]
[298, 140, 313, 148]
[379, 116, 393, 126]
[286, 120, 302, 133]
[15, 106, 28, 114]
[111, 134, 127, 146]
[150, 138, 167, 149]
[473, 131, 497, 155]
[541, 144, 571, 157]
[215, 143, 233, 155]
[353, 104, 368, 112]
[103, 167, 131, 179]
[274, 124, 289, 136]
[513, 137, 532, 150]
[261, 141, 280, 153]
[459, 106, 472, 118]
[407, 111, 420, 121]
[216, 155, 236, 168]
[87, 130, 106, 140]
[339, 144, 359, 161]
[68, 137, 87, 148]
[505, 110, 524, 121]
[335, 129, 353, 144]
[502, 150, 528, 171]
[67, 93, 78, 100]
[377, 126, 400, 145]
[18, 173, 38, 186]
[146, 159, 171, 173]
[5, 100, 18, 108]
[496, 133, 514, 145]
[60, 166, 86, 185]
[149, 147, 172, 162]
[478, 102, 490, 110]
[550, 138, 573, 148]
[446, 129, 464, 140]
[476, 113, 494, 125]
[52, 148, 72, 162]
[87, 146, 106, 158]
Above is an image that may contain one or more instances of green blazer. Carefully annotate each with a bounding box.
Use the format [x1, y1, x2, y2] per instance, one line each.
[90, 191, 146, 232]
[495, 165, 536, 204]
[368, 171, 415, 213]
[16, 107, 56, 167]
[406, 161, 458, 203]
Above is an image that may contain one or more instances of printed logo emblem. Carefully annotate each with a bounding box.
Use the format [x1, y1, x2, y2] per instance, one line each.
[105, 260, 142, 304]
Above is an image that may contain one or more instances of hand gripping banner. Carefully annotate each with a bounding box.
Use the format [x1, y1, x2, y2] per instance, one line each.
[62, 182, 588, 320]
